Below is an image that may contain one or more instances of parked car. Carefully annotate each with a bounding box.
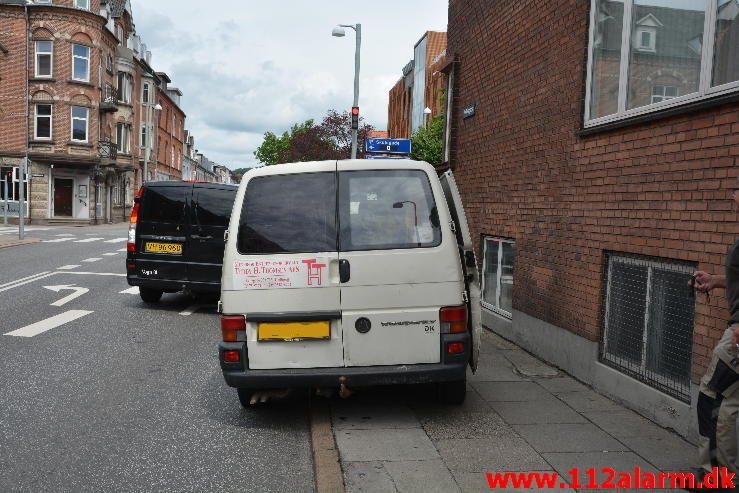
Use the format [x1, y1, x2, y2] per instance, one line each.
[218, 160, 482, 407]
[126, 181, 238, 303]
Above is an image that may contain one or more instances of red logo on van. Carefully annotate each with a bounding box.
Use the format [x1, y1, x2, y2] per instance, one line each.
[302, 259, 326, 286]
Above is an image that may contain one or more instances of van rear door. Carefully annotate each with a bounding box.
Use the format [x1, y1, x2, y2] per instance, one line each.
[440, 170, 482, 371]
[336, 162, 464, 367]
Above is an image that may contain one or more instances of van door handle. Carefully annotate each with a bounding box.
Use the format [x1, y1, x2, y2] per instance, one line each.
[339, 259, 350, 283]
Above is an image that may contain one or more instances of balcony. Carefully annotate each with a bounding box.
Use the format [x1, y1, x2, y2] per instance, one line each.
[98, 140, 117, 166]
[100, 84, 118, 112]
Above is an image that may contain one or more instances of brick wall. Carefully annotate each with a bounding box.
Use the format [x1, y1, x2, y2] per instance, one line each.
[0, 7, 28, 156]
[447, 0, 739, 381]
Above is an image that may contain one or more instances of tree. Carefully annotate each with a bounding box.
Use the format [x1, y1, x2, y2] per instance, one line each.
[253, 131, 290, 166]
[410, 115, 444, 165]
[278, 124, 337, 163]
[318, 110, 374, 158]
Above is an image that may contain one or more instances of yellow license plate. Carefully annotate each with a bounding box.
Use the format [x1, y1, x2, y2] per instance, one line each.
[258, 321, 330, 341]
[144, 242, 182, 255]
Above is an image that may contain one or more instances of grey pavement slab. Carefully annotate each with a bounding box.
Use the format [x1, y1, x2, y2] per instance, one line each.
[436, 437, 551, 474]
[383, 460, 460, 493]
[344, 462, 397, 493]
[490, 399, 588, 425]
[555, 390, 625, 413]
[619, 434, 695, 472]
[419, 411, 511, 440]
[335, 428, 440, 462]
[454, 471, 570, 492]
[543, 451, 660, 482]
[583, 410, 678, 439]
[502, 350, 560, 377]
[485, 333, 520, 351]
[473, 381, 557, 402]
[534, 376, 590, 393]
[332, 402, 420, 430]
[408, 388, 494, 416]
[468, 365, 531, 383]
[512, 423, 629, 453]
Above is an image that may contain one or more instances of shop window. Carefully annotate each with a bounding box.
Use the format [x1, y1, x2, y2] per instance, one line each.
[481, 238, 515, 319]
[0, 166, 29, 202]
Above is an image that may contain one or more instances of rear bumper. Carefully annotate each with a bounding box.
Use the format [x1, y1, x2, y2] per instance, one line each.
[220, 334, 469, 389]
[126, 274, 220, 293]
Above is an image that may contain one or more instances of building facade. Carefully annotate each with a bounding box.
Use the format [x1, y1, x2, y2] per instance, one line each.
[445, 0, 738, 439]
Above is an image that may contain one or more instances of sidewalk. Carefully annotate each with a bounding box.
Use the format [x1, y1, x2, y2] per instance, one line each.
[0, 236, 39, 249]
[331, 330, 694, 493]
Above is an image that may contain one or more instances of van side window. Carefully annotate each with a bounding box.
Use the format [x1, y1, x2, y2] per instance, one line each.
[237, 172, 337, 254]
[140, 186, 187, 223]
[194, 187, 236, 227]
[338, 170, 441, 251]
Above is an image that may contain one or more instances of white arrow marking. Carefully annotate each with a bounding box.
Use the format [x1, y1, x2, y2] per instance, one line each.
[82, 258, 102, 263]
[117, 248, 127, 252]
[120, 287, 139, 294]
[57, 265, 81, 270]
[103, 253, 118, 256]
[44, 238, 76, 243]
[5, 310, 93, 338]
[74, 238, 103, 243]
[104, 237, 128, 243]
[44, 284, 90, 307]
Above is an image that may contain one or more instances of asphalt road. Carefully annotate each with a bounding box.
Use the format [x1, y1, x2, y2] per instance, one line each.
[0, 224, 315, 493]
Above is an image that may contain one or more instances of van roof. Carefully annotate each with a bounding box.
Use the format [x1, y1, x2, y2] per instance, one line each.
[244, 159, 434, 178]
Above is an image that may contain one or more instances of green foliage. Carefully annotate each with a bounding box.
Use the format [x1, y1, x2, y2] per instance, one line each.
[410, 115, 444, 165]
[253, 131, 290, 166]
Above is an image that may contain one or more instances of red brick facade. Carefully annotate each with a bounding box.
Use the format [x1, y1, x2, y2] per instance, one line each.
[446, 0, 739, 384]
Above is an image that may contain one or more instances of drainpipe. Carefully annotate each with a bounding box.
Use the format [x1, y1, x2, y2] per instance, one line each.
[20, 1, 31, 239]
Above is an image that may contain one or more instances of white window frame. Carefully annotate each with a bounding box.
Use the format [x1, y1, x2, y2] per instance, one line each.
[142, 82, 150, 104]
[584, 0, 739, 127]
[74, 0, 89, 10]
[481, 237, 515, 319]
[117, 72, 132, 104]
[116, 123, 131, 154]
[70, 106, 89, 143]
[34, 103, 52, 140]
[651, 84, 679, 104]
[635, 27, 656, 52]
[34, 40, 53, 78]
[140, 122, 147, 148]
[71, 43, 90, 82]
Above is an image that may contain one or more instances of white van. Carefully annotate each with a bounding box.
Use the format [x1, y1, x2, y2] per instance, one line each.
[218, 160, 481, 407]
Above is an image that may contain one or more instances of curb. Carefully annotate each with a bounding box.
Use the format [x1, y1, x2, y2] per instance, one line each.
[0, 238, 40, 249]
[310, 399, 345, 493]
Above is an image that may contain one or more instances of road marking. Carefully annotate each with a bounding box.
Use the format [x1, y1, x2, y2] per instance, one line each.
[44, 284, 90, 307]
[62, 272, 126, 277]
[117, 248, 127, 252]
[0, 272, 55, 293]
[103, 252, 119, 256]
[0, 272, 52, 290]
[56, 234, 76, 237]
[4, 310, 93, 338]
[0, 270, 125, 293]
[44, 238, 76, 243]
[120, 287, 139, 294]
[74, 238, 103, 243]
[104, 237, 127, 243]
[82, 258, 102, 263]
[180, 304, 216, 316]
[57, 265, 81, 270]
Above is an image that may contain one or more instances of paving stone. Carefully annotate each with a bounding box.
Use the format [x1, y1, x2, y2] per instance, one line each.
[473, 381, 557, 402]
[468, 365, 530, 383]
[543, 451, 660, 484]
[512, 423, 629, 453]
[583, 410, 677, 439]
[335, 428, 440, 462]
[409, 388, 495, 416]
[619, 434, 695, 472]
[344, 461, 397, 493]
[332, 402, 420, 430]
[436, 437, 551, 474]
[420, 411, 511, 440]
[534, 376, 590, 393]
[490, 399, 588, 425]
[485, 333, 520, 351]
[454, 471, 570, 492]
[503, 350, 560, 377]
[555, 390, 624, 412]
[383, 460, 460, 493]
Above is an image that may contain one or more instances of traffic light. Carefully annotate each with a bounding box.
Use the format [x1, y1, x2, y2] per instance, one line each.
[351, 107, 359, 130]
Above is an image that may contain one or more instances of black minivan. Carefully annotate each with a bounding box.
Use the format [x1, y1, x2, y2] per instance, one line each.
[126, 181, 238, 303]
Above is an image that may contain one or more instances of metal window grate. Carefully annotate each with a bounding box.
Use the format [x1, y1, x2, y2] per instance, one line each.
[600, 253, 696, 403]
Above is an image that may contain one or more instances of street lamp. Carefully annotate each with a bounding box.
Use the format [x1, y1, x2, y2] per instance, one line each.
[143, 102, 162, 184]
[332, 23, 361, 160]
[423, 107, 432, 128]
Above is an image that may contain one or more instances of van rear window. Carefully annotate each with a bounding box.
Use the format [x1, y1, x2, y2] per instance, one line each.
[338, 170, 441, 251]
[140, 186, 187, 223]
[237, 172, 337, 254]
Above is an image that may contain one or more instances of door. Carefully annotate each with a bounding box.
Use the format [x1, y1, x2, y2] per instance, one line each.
[440, 170, 482, 371]
[336, 163, 464, 367]
[233, 162, 343, 369]
[187, 184, 237, 284]
[53, 178, 73, 217]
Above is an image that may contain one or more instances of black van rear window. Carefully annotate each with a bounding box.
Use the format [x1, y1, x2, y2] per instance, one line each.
[193, 187, 236, 227]
[238, 172, 337, 254]
[140, 186, 187, 223]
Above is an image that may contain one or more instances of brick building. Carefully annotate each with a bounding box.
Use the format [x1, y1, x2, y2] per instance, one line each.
[387, 31, 447, 138]
[0, 0, 185, 224]
[444, 0, 739, 439]
[153, 71, 184, 181]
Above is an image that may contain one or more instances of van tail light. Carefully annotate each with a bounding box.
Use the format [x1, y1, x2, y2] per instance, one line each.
[221, 315, 246, 342]
[127, 187, 144, 253]
[447, 342, 465, 354]
[440, 306, 468, 334]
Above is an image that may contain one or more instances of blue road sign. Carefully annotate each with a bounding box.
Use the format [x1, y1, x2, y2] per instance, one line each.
[366, 138, 412, 155]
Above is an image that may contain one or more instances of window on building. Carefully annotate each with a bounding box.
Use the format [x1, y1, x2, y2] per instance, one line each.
[651, 85, 679, 104]
[586, 0, 739, 125]
[72, 44, 89, 82]
[117, 72, 133, 104]
[34, 40, 53, 78]
[116, 25, 124, 47]
[116, 123, 131, 154]
[140, 123, 147, 148]
[106, 53, 112, 72]
[34, 104, 52, 140]
[71, 106, 88, 142]
[74, 0, 89, 10]
[142, 83, 149, 104]
[481, 238, 515, 319]
[0, 166, 30, 203]
[601, 254, 695, 402]
[113, 175, 127, 205]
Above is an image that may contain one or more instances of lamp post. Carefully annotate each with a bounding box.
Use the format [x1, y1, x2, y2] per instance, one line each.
[332, 23, 361, 160]
[423, 107, 432, 128]
[143, 101, 162, 184]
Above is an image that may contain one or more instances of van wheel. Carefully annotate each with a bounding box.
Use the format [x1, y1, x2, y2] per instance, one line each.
[139, 287, 163, 303]
[237, 388, 255, 408]
[438, 379, 467, 405]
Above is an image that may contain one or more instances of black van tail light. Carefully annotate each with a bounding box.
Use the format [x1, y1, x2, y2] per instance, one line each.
[127, 188, 144, 253]
[440, 306, 467, 334]
[221, 315, 246, 342]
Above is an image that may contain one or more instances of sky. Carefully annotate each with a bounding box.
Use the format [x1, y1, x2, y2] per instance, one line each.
[129, 0, 449, 169]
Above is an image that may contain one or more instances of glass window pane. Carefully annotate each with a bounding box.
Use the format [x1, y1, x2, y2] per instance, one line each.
[36, 104, 51, 116]
[36, 41, 52, 53]
[72, 120, 86, 140]
[500, 242, 515, 313]
[140, 186, 187, 223]
[338, 170, 441, 251]
[712, 0, 739, 87]
[36, 117, 50, 138]
[482, 240, 500, 308]
[72, 106, 86, 119]
[605, 260, 648, 365]
[38, 54, 51, 75]
[627, 0, 704, 110]
[73, 58, 88, 79]
[73, 44, 88, 58]
[589, 0, 625, 119]
[193, 187, 237, 227]
[238, 172, 337, 254]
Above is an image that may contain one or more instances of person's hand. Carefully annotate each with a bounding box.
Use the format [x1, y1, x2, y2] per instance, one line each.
[691, 271, 717, 293]
[732, 326, 739, 348]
